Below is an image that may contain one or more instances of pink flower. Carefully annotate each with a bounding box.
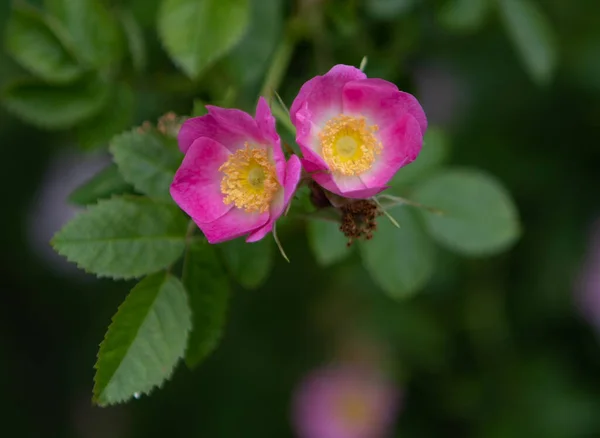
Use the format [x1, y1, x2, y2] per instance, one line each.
[292, 364, 400, 438]
[575, 219, 600, 330]
[170, 98, 301, 244]
[290, 65, 427, 199]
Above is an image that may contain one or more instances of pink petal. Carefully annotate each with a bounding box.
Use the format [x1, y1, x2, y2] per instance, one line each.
[282, 154, 303, 207]
[199, 207, 269, 244]
[246, 155, 302, 243]
[338, 185, 388, 199]
[245, 189, 282, 243]
[255, 97, 286, 185]
[331, 174, 368, 194]
[178, 107, 264, 154]
[293, 367, 346, 438]
[301, 162, 365, 198]
[300, 154, 340, 195]
[292, 365, 400, 438]
[291, 64, 367, 128]
[295, 103, 325, 159]
[342, 78, 427, 135]
[170, 138, 232, 223]
[299, 140, 329, 170]
[255, 97, 279, 144]
[205, 105, 264, 151]
[301, 151, 384, 199]
[245, 216, 275, 243]
[290, 75, 319, 125]
[359, 113, 423, 187]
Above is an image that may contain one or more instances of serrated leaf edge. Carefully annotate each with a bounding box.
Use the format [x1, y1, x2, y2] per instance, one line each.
[50, 195, 186, 280]
[92, 273, 191, 406]
[109, 127, 180, 200]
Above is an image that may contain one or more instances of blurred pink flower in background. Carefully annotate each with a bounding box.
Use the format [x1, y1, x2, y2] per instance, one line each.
[292, 364, 400, 438]
[576, 219, 600, 329]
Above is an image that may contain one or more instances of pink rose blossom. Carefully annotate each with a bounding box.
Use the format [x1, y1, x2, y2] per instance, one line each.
[292, 364, 400, 438]
[170, 98, 301, 244]
[290, 64, 427, 199]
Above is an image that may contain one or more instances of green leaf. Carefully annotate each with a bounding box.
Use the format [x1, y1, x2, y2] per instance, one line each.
[498, 0, 557, 85]
[76, 82, 135, 150]
[224, 0, 282, 85]
[219, 237, 272, 289]
[68, 164, 133, 206]
[439, 0, 491, 32]
[117, 8, 147, 72]
[93, 272, 191, 406]
[366, 0, 415, 20]
[44, 0, 122, 68]
[2, 76, 109, 129]
[413, 168, 520, 256]
[51, 196, 188, 279]
[183, 242, 230, 368]
[391, 127, 450, 189]
[307, 220, 352, 267]
[359, 207, 434, 299]
[157, 0, 250, 79]
[5, 4, 82, 83]
[110, 128, 182, 200]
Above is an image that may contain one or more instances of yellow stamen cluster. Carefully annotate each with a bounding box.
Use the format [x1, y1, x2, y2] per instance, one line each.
[219, 143, 279, 213]
[319, 114, 382, 176]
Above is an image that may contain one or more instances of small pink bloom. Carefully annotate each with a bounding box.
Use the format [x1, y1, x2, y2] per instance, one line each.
[292, 364, 400, 438]
[170, 98, 301, 244]
[576, 219, 600, 330]
[290, 64, 427, 199]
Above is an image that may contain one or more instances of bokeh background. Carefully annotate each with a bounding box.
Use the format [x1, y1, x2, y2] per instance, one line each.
[2, 0, 600, 437]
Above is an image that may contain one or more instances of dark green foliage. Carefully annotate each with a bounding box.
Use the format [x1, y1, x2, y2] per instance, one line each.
[93, 272, 191, 406]
[3, 0, 600, 436]
[51, 196, 188, 279]
[183, 242, 230, 368]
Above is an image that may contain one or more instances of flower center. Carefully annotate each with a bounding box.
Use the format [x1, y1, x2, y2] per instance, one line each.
[319, 114, 382, 176]
[335, 391, 372, 429]
[219, 143, 279, 213]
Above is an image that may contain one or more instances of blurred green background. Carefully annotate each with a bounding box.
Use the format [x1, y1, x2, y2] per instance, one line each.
[2, 0, 600, 436]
